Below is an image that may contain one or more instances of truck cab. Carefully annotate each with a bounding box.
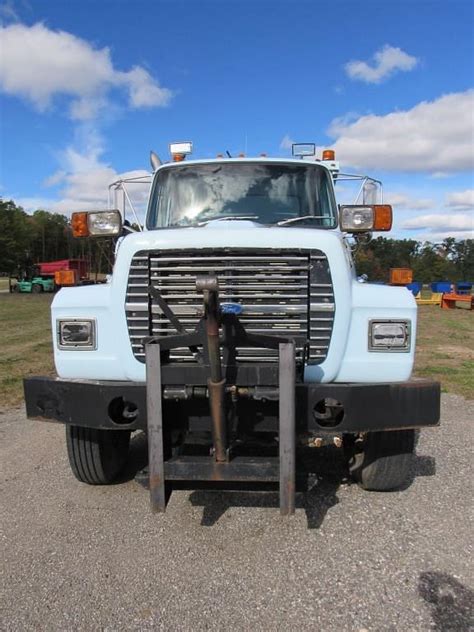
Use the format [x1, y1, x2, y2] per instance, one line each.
[24, 143, 440, 515]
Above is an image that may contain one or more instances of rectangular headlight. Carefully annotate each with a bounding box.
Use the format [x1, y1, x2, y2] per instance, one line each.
[57, 319, 96, 350]
[368, 320, 410, 352]
[340, 205, 374, 231]
[339, 205, 393, 232]
[88, 210, 122, 236]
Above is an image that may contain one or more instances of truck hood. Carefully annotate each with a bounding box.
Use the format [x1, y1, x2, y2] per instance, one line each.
[117, 221, 346, 256]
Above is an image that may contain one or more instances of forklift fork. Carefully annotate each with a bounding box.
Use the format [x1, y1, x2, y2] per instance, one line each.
[145, 276, 296, 516]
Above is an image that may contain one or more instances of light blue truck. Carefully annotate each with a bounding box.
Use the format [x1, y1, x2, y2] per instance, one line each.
[24, 143, 440, 514]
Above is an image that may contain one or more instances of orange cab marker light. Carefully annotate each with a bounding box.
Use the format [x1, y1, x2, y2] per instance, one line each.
[373, 205, 393, 231]
[322, 149, 335, 161]
[172, 153, 185, 162]
[71, 212, 89, 237]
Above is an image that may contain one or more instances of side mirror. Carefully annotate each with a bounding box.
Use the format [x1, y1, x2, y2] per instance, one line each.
[339, 204, 392, 233]
[71, 210, 122, 238]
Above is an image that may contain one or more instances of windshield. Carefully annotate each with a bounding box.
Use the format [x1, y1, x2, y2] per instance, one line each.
[147, 162, 337, 229]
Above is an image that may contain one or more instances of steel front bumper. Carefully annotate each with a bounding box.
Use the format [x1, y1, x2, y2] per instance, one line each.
[24, 375, 440, 433]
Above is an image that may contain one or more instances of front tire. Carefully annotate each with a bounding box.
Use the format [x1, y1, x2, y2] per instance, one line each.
[347, 429, 415, 491]
[66, 426, 130, 484]
[31, 283, 42, 293]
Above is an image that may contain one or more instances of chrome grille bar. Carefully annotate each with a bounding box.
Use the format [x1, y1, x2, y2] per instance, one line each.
[125, 249, 335, 365]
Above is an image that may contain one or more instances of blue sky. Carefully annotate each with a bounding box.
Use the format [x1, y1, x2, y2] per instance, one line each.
[0, 0, 473, 240]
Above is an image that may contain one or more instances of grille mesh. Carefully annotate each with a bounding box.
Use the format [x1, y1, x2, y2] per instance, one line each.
[125, 249, 334, 364]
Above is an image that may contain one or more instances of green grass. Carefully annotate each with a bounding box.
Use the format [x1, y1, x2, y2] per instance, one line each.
[414, 305, 473, 399]
[0, 293, 472, 407]
[0, 293, 55, 407]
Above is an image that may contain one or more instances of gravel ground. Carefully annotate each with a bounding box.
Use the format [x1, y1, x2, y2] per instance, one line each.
[1, 393, 473, 631]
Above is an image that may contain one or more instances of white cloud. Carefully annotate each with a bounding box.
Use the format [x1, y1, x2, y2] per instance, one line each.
[402, 213, 474, 233]
[48, 160, 150, 216]
[0, 22, 172, 120]
[384, 191, 434, 210]
[14, 125, 150, 220]
[415, 230, 474, 241]
[329, 90, 474, 173]
[124, 66, 170, 108]
[430, 172, 450, 179]
[445, 189, 474, 210]
[16, 164, 150, 217]
[345, 45, 419, 84]
[280, 134, 295, 151]
[14, 196, 56, 211]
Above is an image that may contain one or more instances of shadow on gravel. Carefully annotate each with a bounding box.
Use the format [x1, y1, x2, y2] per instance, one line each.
[189, 447, 345, 528]
[121, 435, 437, 528]
[397, 454, 437, 491]
[413, 455, 436, 477]
[419, 571, 474, 631]
[189, 476, 341, 528]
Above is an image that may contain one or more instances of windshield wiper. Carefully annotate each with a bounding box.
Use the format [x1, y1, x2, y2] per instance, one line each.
[276, 215, 328, 226]
[197, 215, 260, 226]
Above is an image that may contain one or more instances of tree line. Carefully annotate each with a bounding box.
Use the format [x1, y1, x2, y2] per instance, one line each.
[1, 198, 473, 283]
[0, 199, 115, 277]
[354, 236, 474, 283]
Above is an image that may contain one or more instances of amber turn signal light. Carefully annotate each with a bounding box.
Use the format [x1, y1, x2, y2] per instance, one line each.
[373, 205, 393, 231]
[71, 212, 89, 237]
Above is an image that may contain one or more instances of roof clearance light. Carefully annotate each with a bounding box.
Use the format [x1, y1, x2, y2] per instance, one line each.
[322, 149, 335, 161]
[292, 143, 316, 158]
[169, 141, 193, 162]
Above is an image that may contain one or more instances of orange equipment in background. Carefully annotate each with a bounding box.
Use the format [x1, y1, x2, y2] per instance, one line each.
[54, 269, 78, 286]
[441, 293, 474, 310]
[389, 268, 413, 286]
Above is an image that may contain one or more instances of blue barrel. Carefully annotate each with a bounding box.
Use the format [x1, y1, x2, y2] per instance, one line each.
[431, 281, 453, 293]
[456, 282, 472, 295]
[407, 282, 422, 296]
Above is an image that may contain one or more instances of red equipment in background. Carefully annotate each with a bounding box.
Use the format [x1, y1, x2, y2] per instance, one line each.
[37, 259, 90, 287]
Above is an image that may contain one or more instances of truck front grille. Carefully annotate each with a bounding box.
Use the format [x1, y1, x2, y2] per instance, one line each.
[125, 249, 334, 364]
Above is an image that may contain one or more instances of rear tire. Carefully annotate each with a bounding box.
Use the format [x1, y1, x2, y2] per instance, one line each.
[32, 284, 42, 293]
[66, 426, 131, 484]
[347, 429, 415, 491]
